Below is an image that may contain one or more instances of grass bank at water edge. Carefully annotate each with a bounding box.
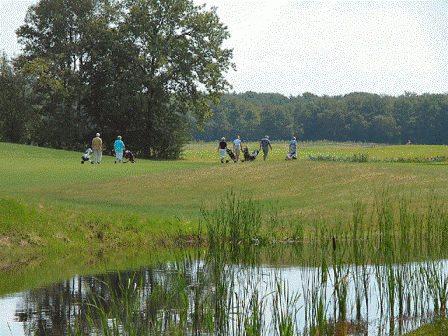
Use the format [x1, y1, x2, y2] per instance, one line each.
[4, 141, 448, 253]
[0, 198, 198, 252]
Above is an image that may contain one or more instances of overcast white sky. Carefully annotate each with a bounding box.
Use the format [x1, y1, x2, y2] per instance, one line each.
[1, 0, 447, 97]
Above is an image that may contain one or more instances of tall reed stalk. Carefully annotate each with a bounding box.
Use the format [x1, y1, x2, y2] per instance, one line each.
[271, 277, 301, 336]
[200, 191, 262, 247]
[420, 260, 448, 314]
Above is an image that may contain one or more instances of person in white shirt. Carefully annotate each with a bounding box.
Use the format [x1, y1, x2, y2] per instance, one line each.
[233, 136, 243, 162]
[92, 133, 102, 164]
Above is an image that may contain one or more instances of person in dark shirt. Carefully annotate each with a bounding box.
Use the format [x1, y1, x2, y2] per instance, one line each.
[217, 137, 227, 163]
[259, 135, 273, 161]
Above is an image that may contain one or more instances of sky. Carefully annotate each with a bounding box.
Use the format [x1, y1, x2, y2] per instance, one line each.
[1, 0, 447, 97]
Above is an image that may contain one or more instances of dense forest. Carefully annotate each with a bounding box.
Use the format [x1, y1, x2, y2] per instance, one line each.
[194, 91, 448, 145]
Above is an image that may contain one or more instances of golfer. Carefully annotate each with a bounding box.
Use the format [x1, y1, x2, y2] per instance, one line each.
[286, 137, 297, 160]
[233, 136, 243, 162]
[114, 136, 125, 163]
[92, 133, 102, 164]
[217, 137, 227, 163]
[259, 135, 272, 161]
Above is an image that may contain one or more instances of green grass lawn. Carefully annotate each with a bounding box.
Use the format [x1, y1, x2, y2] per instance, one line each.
[3, 141, 448, 220]
[2, 140, 448, 252]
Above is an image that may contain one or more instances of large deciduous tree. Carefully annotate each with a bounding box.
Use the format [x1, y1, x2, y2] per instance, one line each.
[15, 0, 106, 150]
[117, 0, 234, 158]
[16, 0, 234, 158]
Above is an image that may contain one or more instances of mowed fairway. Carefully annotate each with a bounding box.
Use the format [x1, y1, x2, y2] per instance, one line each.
[2, 142, 448, 224]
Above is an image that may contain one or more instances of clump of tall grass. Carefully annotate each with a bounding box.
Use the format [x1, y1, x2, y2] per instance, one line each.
[420, 260, 448, 314]
[82, 272, 148, 336]
[272, 278, 301, 335]
[308, 153, 448, 163]
[370, 156, 448, 163]
[200, 191, 305, 247]
[200, 191, 263, 246]
[308, 153, 369, 162]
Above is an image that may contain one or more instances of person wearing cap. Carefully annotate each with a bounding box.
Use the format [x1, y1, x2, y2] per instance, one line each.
[217, 137, 227, 163]
[259, 135, 272, 161]
[114, 136, 125, 163]
[286, 136, 297, 160]
[233, 136, 243, 162]
[92, 133, 102, 164]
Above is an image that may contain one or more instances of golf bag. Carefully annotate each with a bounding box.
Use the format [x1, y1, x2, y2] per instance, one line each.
[242, 147, 259, 162]
[123, 150, 136, 163]
[81, 148, 92, 164]
[226, 148, 237, 163]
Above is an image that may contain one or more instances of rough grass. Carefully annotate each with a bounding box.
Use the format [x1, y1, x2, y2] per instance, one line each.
[405, 317, 448, 335]
[3, 141, 448, 252]
[3, 141, 448, 221]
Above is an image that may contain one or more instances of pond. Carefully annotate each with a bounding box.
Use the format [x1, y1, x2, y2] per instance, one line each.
[2, 241, 448, 336]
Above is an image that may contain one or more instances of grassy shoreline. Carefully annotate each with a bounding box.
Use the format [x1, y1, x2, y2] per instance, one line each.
[4, 141, 448, 334]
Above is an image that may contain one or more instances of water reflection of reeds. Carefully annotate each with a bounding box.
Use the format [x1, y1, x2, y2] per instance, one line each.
[12, 192, 448, 335]
[12, 246, 448, 336]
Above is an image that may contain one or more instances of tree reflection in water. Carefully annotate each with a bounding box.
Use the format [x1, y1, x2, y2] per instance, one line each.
[12, 242, 448, 335]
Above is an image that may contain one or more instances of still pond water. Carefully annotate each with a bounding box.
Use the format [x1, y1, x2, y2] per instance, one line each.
[1, 243, 447, 335]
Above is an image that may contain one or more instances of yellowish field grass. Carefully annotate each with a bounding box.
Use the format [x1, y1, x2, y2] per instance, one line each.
[3, 141, 448, 226]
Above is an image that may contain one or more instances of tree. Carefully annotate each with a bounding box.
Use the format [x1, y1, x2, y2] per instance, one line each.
[413, 94, 448, 145]
[16, 0, 233, 158]
[259, 104, 292, 140]
[111, 0, 234, 158]
[15, 0, 106, 150]
[16, 0, 105, 71]
[0, 53, 30, 143]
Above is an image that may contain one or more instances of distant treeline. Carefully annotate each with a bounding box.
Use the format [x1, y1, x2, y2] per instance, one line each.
[193, 91, 448, 145]
[2, 43, 447, 150]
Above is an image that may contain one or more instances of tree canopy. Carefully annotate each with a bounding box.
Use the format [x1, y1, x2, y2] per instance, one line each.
[9, 0, 234, 158]
[193, 91, 448, 145]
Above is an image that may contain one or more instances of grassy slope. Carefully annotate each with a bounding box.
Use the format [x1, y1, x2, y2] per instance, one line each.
[3, 141, 448, 222]
[405, 318, 448, 335]
[1, 140, 447, 263]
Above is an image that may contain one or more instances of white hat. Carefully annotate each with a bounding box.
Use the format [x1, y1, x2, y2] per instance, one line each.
[96, 133, 100, 137]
